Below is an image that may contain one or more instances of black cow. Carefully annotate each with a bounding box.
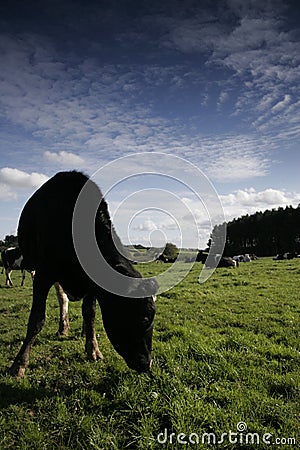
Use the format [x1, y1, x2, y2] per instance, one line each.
[9, 171, 157, 377]
[1, 247, 34, 287]
[156, 254, 177, 263]
[205, 255, 237, 268]
[216, 256, 237, 268]
[196, 250, 208, 263]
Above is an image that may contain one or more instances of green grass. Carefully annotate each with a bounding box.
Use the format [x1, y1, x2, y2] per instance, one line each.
[0, 258, 299, 449]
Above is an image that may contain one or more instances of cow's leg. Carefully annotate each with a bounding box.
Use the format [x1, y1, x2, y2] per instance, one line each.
[54, 282, 70, 336]
[21, 270, 26, 286]
[82, 295, 103, 361]
[9, 272, 52, 377]
[5, 269, 13, 287]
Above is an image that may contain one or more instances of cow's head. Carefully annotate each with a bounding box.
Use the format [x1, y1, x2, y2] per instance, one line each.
[99, 278, 157, 373]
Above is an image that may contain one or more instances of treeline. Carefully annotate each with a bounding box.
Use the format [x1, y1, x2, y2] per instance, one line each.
[212, 205, 300, 257]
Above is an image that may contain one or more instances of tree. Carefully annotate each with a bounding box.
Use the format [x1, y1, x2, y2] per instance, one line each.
[162, 242, 179, 260]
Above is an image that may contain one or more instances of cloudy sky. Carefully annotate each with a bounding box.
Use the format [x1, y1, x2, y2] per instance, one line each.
[0, 0, 299, 248]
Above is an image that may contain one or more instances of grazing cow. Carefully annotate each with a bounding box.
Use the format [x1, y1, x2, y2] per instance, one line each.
[205, 255, 237, 268]
[1, 247, 34, 287]
[273, 252, 297, 260]
[233, 254, 251, 263]
[9, 171, 157, 377]
[196, 250, 208, 264]
[196, 252, 237, 268]
[156, 254, 177, 263]
[216, 256, 237, 268]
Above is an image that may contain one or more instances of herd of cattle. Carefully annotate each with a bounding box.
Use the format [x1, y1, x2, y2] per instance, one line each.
[0, 246, 265, 289]
[1, 246, 299, 288]
[0, 250, 260, 288]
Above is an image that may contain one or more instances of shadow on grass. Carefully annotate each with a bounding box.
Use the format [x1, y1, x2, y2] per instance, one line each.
[0, 378, 51, 409]
[0, 363, 133, 410]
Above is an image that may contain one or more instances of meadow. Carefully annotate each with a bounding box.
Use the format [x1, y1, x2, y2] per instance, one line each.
[0, 258, 299, 449]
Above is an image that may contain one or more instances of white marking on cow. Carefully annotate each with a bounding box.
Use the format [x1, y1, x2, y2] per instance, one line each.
[54, 282, 70, 336]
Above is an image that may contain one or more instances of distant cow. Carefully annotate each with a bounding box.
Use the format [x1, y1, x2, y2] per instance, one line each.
[196, 250, 208, 263]
[156, 254, 177, 263]
[233, 254, 251, 263]
[216, 256, 237, 268]
[195, 252, 237, 268]
[1, 247, 34, 287]
[9, 171, 157, 377]
[273, 252, 297, 260]
[205, 255, 237, 269]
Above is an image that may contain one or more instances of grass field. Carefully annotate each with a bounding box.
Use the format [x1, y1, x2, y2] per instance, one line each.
[0, 258, 299, 449]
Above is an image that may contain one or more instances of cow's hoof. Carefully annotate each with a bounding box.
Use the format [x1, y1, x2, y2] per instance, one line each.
[85, 341, 103, 361]
[56, 330, 69, 337]
[9, 364, 26, 378]
[91, 350, 104, 361]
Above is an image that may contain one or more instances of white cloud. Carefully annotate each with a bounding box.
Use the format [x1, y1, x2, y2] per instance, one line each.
[206, 153, 269, 182]
[271, 94, 292, 113]
[221, 188, 300, 221]
[162, 4, 300, 135]
[0, 168, 48, 188]
[0, 29, 294, 183]
[218, 91, 229, 107]
[135, 219, 158, 231]
[44, 151, 85, 166]
[0, 168, 48, 202]
[0, 183, 17, 201]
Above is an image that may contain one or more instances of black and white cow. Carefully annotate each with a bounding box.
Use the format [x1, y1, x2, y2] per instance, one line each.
[1, 247, 34, 287]
[195, 251, 237, 268]
[9, 171, 158, 377]
[273, 252, 297, 260]
[205, 255, 237, 268]
[233, 254, 251, 263]
[215, 256, 237, 268]
[233, 254, 258, 262]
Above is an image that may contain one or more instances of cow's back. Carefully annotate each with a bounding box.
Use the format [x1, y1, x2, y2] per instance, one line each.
[18, 171, 93, 271]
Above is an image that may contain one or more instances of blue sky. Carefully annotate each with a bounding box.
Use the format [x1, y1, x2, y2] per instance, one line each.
[0, 0, 299, 248]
